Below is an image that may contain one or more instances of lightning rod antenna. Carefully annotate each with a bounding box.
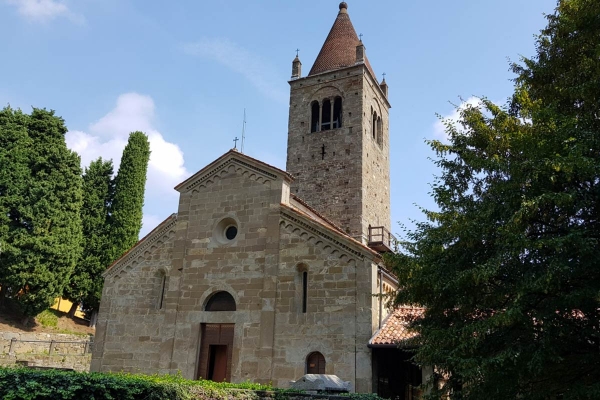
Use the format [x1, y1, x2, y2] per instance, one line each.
[241, 109, 246, 154]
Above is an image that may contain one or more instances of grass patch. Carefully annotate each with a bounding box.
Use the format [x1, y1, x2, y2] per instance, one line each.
[36, 309, 58, 328]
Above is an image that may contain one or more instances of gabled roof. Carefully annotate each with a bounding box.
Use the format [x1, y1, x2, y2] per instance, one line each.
[174, 149, 293, 193]
[369, 307, 425, 348]
[308, 2, 376, 78]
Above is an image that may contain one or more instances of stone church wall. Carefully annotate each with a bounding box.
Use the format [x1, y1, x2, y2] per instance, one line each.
[93, 165, 293, 381]
[166, 167, 284, 381]
[272, 215, 377, 392]
[91, 227, 176, 374]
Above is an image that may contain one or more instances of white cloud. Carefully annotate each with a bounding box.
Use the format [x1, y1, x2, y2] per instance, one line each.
[5, 0, 84, 24]
[183, 38, 287, 103]
[433, 97, 481, 142]
[66, 93, 189, 237]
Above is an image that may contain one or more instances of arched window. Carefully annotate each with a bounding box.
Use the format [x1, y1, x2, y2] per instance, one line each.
[306, 352, 326, 374]
[333, 97, 342, 129]
[205, 291, 236, 311]
[310, 101, 320, 133]
[321, 99, 332, 131]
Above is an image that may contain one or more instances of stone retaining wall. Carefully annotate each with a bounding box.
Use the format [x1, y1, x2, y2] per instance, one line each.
[0, 332, 93, 371]
[0, 353, 91, 372]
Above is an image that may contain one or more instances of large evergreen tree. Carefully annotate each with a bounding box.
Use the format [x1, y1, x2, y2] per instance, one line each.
[0, 108, 83, 319]
[64, 158, 114, 318]
[0, 108, 31, 306]
[390, 1, 600, 399]
[110, 131, 150, 261]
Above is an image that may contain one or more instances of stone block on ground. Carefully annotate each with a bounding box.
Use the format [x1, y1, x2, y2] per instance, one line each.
[290, 374, 351, 393]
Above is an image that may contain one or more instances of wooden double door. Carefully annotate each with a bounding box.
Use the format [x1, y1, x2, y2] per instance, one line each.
[197, 323, 234, 382]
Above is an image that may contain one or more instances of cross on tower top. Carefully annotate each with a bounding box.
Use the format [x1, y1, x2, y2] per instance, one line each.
[359, 33, 363, 42]
[296, 48, 300, 57]
[233, 137, 239, 149]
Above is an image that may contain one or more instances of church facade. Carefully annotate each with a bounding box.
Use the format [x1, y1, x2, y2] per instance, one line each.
[91, 3, 416, 395]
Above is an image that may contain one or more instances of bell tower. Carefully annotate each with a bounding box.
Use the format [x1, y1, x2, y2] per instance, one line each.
[286, 2, 391, 244]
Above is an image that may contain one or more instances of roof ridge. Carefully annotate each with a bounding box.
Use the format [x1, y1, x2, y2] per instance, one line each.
[290, 193, 346, 234]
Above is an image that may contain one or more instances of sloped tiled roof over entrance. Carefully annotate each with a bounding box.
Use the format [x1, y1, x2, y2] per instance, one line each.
[308, 2, 376, 78]
[369, 307, 425, 347]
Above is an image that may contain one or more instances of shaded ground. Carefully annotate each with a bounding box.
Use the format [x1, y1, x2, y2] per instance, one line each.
[0, 307, 95, 336]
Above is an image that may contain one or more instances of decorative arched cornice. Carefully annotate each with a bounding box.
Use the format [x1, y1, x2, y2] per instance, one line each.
[280, 211, 372, 265]
[104, 216, 177, 280]
[181, 158, 277, 194]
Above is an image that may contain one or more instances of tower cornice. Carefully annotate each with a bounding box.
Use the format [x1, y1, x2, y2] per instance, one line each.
[289, 63, 391, 108]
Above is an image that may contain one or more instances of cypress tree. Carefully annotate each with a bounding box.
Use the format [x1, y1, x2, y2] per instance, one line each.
[110, 131, 150, 261]
[64, 158, 114, 318]
[0, 107, 31, 307]
[0, 107, 83, 320]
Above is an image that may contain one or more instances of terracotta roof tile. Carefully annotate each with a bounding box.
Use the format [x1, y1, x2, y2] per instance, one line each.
[369, 307, 425, 347]
[309, 3, 376, 79]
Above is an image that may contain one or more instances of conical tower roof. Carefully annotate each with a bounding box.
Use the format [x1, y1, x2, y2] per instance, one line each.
[308, 2, 376, 78]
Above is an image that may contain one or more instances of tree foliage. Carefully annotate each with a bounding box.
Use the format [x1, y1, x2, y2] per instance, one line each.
[389, 1, 600, 399]
[64, 158, 115, 314]
[110, 131, 150, 261]
[0, 107, 83, 317]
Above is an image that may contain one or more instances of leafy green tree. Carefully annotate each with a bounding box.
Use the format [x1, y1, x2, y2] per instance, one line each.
[110, 131, 150, 261]
[64, 158, 114, 319]
[389, 1, 600, 399]
[0, 107, 83, 320]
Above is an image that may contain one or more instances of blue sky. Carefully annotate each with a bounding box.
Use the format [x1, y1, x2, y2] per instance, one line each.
[0, 0, 556, 238]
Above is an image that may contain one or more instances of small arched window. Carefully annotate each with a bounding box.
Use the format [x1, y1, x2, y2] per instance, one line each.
[310, 101, 320, 133]
[306, 352, 326, 374]
[205, 291, 236, 311]
[321, 99, 332, 131]
[333, 97, 342, 129]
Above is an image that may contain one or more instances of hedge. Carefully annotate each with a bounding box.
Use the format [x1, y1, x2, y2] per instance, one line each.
[0, 368, 270, 400]
[0, 368, 384, 400]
